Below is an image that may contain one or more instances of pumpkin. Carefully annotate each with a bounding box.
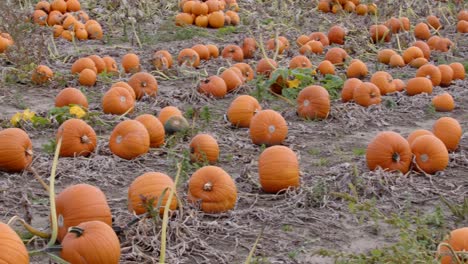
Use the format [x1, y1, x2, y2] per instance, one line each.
[225, 11, 239, 25]
[415, 64, 441, 86]
[392, 79, 406, 92]
[402, 46, 424, 64]
[458, 10, 468, 21]
[233, 63, 255, 81]
[88, 55, 106, 74]
[289, 55, 312, 69]
[317, 60, 335, 75]
[128, 172, 177, 215]
[438, 65, 454, 87]
[103, 56, 119, 74]
[191, 44, 210, 60]
[412, 41, 431, 60]
[389, 54, 405, 67]
[198, 75, 227, 98]
[427, 35, 441, 50]
[102, 86, 135, 115]
[51, 0, 67, 13]
[190, 134, 219, 164]
[377, 49, 397, 64]
[437, 227, 468, 264]
[353, 82, 382, 107]
[0, 128, 33, 172]
[66, 0, 81, 12]
[121, 53, 141, 74]
[370, 71, 394, 95]
[206, 0, 220, 13]
[35, 1, 50, 13]
[158, 106, 183, 125]
[78, 68, 97, 86]
[297, 85, 330, 120]
[71, 57, 96, 74]
[242, 37, 256, 59]
[426, 15, 442, 30]
[409, 57, 428, 68]
[56, 119, 97, 157]
[188, 166, 237, 213]
[152, 50, 173, 70]
[192, 1, 208, 16]
[86, 22, 103, 40]
[434, 37, 453, 52]
[406, 77, 433, 96]
[266, 38, 287, 55]
[221, 44, 244, 62]
[407, 129, 433, 146]
[305, 40, 324, 54]
[227, 95, 261, 128]
[366, 131, 412, 173]
[55, 184, 112, 242]
[220, 68, 243, 92]
[111, 81, 136, 99]
[449, 62, 466, 80]
[258, 146, 299, 193]
[324, 47, 348, 64]
[328, 25, 346, 45]
[400, 17, 411, 31]
[109, 120, 150, 160]
[208, 11, 225, 28]
[367, 3, 377, 14]
[53, 25, 64, 38]
[55, 87, 88, 108]
[61, 221, 120, 264]
[61, 30, 74, 41]
[256, 58, 277, 77]
[178, 48, 200, 67]
[346, 59, 368, 78]
[411, 135, 448, 173]
[164, 115, 189, 135]
[457, 20, 468, 33]
[341, 78, 362, 103]
[386, 17, 402, 33]
[76, 11, 89, 23]
[343, 1, 355, 12]
[370, 24, 391, 43]
[355, 3, 367, 15]
[175, 13, 194, 26]
[317, 1, 331, 12]
[0, 222, 29, 263]
[182, 1, 195, 13]
[296, 35, 310, 46]
[414, 22, 431, 40]
[206, 44, 219, 59]
[135, 114, 165, 148]
[42, 10, 58, 26]
[432, 117, 462, 151]
[32, 65, 54, 84]
[249, 109, 288, 146]
[128, 72, 158, 99]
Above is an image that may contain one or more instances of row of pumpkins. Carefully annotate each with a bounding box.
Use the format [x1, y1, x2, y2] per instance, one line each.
[318, 0, 378, 16]
[175, 0, 240, 28]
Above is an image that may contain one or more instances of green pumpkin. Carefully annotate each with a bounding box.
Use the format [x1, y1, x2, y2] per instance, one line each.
[164, 116, 189, 134]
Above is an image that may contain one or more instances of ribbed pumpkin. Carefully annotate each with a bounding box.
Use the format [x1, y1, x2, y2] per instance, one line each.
[377, 49, 397, 64]
[416, 64, 442, 86]
[111, 81, 136, 99]
[55, 87, 89, 108]
[249, 110, 288, 146]
[438, 64, 454, 87]
[32, 65, 54, 84]
[341, 78, 362, 103]
[109, 120, 150, 160]
[158, 106, 183, 126]
[406, 77, 433, 96]
[432, 92, 455, 112]
[353, 82, 382, 107]
[61, 221, 120, 264]
[71, 58, 96, 74]
[0, 222, 29, 264]
[432, 117, 462, 151]
[0, 128, 33, 172]
[227, 95, 261, 128]
[233, 63, 255, 81]
[56, 119, 97, 157]
[122, 53, 141, 73]
[188, 166, 237, 213]
[370, 71, 394, 95]
[317, 60, 335, 75]
[55, 184, 112, 242]
[449, 62, 466, 80]
[164, 116, 189, 135]
[102, 86, 135, 115]
[178, 48, 200, 67]
[135, 114, 165, 148]
[190, 134, 219, 164]
[128, 172, 177, 215]
[297, 85, 330, 120]
[366, 131, 412, 174]
[346, 59, 368, 78]
[407, 129, 433, 146]
[127, 72, 158, 100]
[220, 68, 243, 92]
[152, 50, 173, 70]
[258, 146, 299, 193]
[88, 55, 106, 74]
[437, 227, 468, 264]
[256, 58, 277, 77]
[370, 24, 391, 43]
[410, 135, 448, 174]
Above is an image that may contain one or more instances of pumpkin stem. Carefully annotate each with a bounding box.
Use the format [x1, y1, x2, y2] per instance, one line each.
[26, 148, 33, 156]
[68, 226, 85, 237]
[141, 81, 147, 87]
[80, 135, 90, 144]
[392, 152, 400, 162]
[203, 182, 213, 191]
[7, 216, 51, 239]
[420, 154, 429, 162]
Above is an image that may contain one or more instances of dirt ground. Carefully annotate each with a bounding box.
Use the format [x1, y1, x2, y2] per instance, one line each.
[0, 0, 467, 263]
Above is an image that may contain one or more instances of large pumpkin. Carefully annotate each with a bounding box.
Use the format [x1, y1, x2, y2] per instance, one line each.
[353, 82, 382, 107]
[432, 117, 462, 151]
[127, 72, 158, 99]
[128, 172, 177, 215]
[102, 86, 135, 115]
[56, 118, 97, 157]
[109, 120, 150, 160]
[55, 184, 112, 242]
[366, 131, 412, 173]
[296, 85, 330, 120]
[190, 134, 219, 164]
[406, 129, 433, 146]
[0, 128, 33, 172]
[61, 221, 120, 264]
[135, 114, 165, 148]
[0, 222, 29, 264]
[188, 166, 237, 213]
[258, 146, 299, 193]
[227, 95, 262, 128]
[410, 135, 448, 174]
[55, 87, 89, 108]
[249, 110, 288, 146]
[437, 227, 468, 264]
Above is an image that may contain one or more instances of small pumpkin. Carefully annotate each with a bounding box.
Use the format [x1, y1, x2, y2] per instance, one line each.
[55, 87, 88, 108]
[353, 82, 381, 107]
[297, 85, 330, 120]
[317, 60, 335, 75]
[438, 64, 453, 87]
[66, 0, 81, 12]
[128, 172, 177, 215]
[122, 53, 141, 74]
[35, 1, 50, 13]
[370, 71, 394, 95]
[366, 131, 412, 173]
[415, 64, 441, 86]
[188, 166, 237, 213]
[457, 20, 468, 33]
[346, 59, 368, 78]
[50, 0, 67, 13]
[0, 128, 33, 172]
[103, 56, 119, 74]
[296, 35, 310, 46]
[56, 119, 97, 157]
[208, 11, 225, 28]
[55, 184, 113, 242]
[412, 41, 431, 60]
[135, 114, 165, 148]
[256, 58, 277, 77]
[305, 40, 324, 54]
[266, 38, 287, 55]
[407, 129, 433, 146]
[164, 115, 189, 135]
[377, 49, 397, 64]
[71, 57, 96, 74]
[128, 72, 158, 99]
[32, 65, 54, 84]
[432, 117, 462, 151]
[198, 75, 227, 98]
[411, 135, 448, 174]
[370, 24, 391, 43]
[288, 55, 312, 69]
[402, 46, 424, 64]
[242, 37, 256, 59]
[109, 120, 150, 160]
[392, 79, 406, 92]
[406, 77, 433, 96]
[175, 12, 194, 26]
[414, 22, 431, 40]
[152, 50, 173, 70]
[233, 63, 255, 81]
[220, 68, 243, 92]
[86, 23, 103, 40]
[328, 25, 346, 45]
[355, 3, 367, 15]
[409, 57, 428, 68]
[102, 86, 135, 115]
[341, 78, 362, 103]
[178, 48, 200, 67]
[78, 68, 97, 86]
[0, 222, 29, 263]
[449, 62, 466, 80]
[88, 55, 106, 74]
[190, 134, 219, 164]
[221, 44, 244, 62]
[60, 221, 120, 264]
[324, 47, 348, 64]
[437, 227, 468, 264]
[191, 44, 210, 60]
[249, 109, 288, 146]
[206, 44, 219, 59]
[227, 95, 262, 128]
[258, 146, 299, 193]
[426, 15, 442, 30]
[158, 106, 183, 125]
[389, 54, 405, 67]
[111, 81, 136, 99]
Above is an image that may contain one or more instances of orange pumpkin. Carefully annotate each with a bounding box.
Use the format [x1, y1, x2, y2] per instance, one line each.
[242, 37, 256, 59]
[249, 110, 288, 146]
[128, 72, 158, 99]
[407, 129, 433, 146]
[128, 172, 177, 215]
[0, 222, 29, 263]
[366, 131, 412, 173]
[78, 68, 97, 86]
[341, 78, 362, 103]
[102, 86, 135, 115]
[449, 62, 466, 80]
[55, 87, 88, 108]
[233, 63, 255, 81]
[370, 71, 394, 95]
[32, 65, 54, 84]
[324, 47, 348, 64]
[258, 146, 299, 193]
[111, 81, 136, 99]
[71, 58, 96, 74]
[152, 50, 173, 70]
[109, 120, 150, 160]
[411, 135, 448, 174]
[103, 56, 119, 74]
[432, 117, 462, 151]
[309, 32, 329, 46]
[0, 128, 33, 172]
[220, 68, 243, 92]
[158, 106, 183, 125]
[346, 59, 368, 78]
[432, 92, 455, 112]
[414, 22, 431, 40]
[178, 48, 200, 67]
[328, 25, 346, 45]
[256, 58, 277, 77]
[55, 184, 112, 242]
[353, 82, 382, 107]
[438, 65, 453, 87]
[426, 15, 442, 30]
[416, 64, 442, 86]
[135, 114, 165, 148]
[175, 13, 194, 26]
[437, 227, 468, 264]
[370, 24, 391, 43]
[60, 221, 120, 264]
[289, 55, 312, 69]
[191, 44, 210, 60]
[188, 166, 237, 213]
[412, 41, 431, 60]
[406, 77, 433, 96]
[56, 119, 97, 157]
[198, 76, 227, 98]
[297, 85, 330, 120]
[206, 44, 219, 59]
[402, 46, 424, 64]
[317, 60, 335, 75]
[122, 53, 141, 74]
[377, 49, 397, 64]
[190, 134, 219, 164]
[88, 55, 106, 74]
[227, 95, 261, 128]
[221, 44, 244, 62]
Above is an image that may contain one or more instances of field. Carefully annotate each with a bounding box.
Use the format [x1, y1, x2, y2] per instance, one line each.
[0, 0, 467, 263]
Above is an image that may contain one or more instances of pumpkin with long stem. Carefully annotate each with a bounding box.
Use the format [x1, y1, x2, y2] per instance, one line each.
[366, 131, 412, 173]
